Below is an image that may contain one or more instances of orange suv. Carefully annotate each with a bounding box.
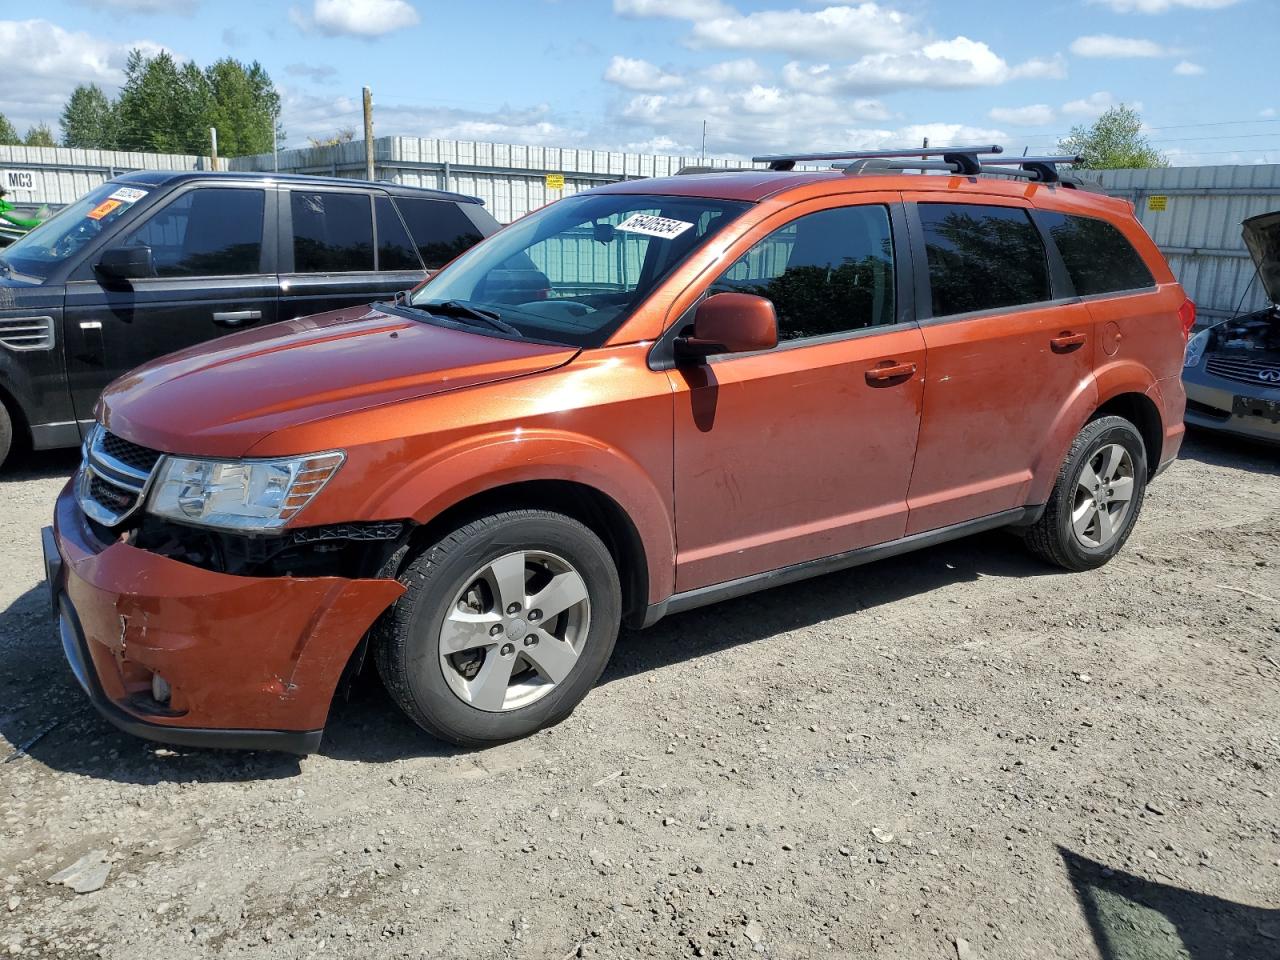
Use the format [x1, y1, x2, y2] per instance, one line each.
[43, 145, 1189, 753]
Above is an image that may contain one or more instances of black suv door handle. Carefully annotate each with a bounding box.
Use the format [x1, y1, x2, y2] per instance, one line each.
[212, 309, 262, 327]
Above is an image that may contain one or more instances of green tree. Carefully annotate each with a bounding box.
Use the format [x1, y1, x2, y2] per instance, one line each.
[1058, 104, 1167, 170]
[61, 84, 115, 149]
[0, 113, 19, 146]
[206, 58, 280, 156]
[24, 124, 56, 147]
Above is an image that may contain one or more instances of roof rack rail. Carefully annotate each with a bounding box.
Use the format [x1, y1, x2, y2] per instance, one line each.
[835, 151, 1084, 184]
[979, 154, 1083, 184]
[752, 144, 1003, 174]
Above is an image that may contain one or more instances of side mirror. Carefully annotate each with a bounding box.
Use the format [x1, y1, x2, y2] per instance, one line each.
[675, 292, 778, 362]
[95, 245, 155, 282]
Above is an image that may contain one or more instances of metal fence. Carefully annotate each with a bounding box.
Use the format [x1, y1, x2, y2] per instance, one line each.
[1091, 164, 1280, 321]
[2, 139, 1276, 321]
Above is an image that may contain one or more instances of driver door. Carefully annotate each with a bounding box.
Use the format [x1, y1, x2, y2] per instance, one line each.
[668, 196, 926, 592]
[63, 184, 277, 425]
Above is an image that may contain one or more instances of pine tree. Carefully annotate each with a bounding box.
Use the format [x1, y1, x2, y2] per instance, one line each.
[23, 124, 56, 147]
[61, 84, 115, 149]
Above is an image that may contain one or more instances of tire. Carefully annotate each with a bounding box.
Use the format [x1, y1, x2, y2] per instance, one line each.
[374, 509, 621, 747]
[0, 400, 12, 471]
[1023, 415, 1148, 572]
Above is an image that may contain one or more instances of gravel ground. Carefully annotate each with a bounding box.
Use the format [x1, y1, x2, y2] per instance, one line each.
[1, 433, 1277, 960]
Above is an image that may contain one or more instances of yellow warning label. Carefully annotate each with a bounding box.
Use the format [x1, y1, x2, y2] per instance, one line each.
[545, 173, 565, 190]
[1147, 195, 1168, 211]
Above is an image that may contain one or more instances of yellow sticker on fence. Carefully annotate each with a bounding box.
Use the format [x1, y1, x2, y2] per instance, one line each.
[545, 173, 565, 190]
[1147, 195, 1168, 211]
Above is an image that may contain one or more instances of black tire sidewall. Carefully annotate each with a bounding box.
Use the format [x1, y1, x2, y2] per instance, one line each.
[0, 402, 11, 470]
[397, 514, 620, 745]
[1053, 418, 1148, 567]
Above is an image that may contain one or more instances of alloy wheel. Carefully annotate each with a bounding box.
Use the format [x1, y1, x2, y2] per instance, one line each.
[1071, 442, 1136, 549]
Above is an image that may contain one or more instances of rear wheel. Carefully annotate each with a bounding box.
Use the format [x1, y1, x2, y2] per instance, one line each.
[374, 509, 621, 747]
[0, 400, 13, 470]
[1024, 415, 1148, 571]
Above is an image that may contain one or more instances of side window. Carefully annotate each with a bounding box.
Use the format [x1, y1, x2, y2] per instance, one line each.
[121, 188, 264, 277]
[290, 191, 374, 273]
[710, 205, 896, 341]
[918, 203, 1050, 318]
[394, 197, 485, 270]
[1039, 211, 1155, 296]
[375, 196, 423, 271]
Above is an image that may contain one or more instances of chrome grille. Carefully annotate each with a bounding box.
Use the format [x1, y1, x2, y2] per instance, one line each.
[0, 316, 54, 351]
[1205, 355, 1280, 387]
[76, 426, 163, 527]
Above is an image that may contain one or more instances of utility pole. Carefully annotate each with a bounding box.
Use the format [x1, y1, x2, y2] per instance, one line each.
[272, 107, 279, 173]
[700, 120, 706, 165]
[210, 127, 219, 170]
[362, 86, 375, 181]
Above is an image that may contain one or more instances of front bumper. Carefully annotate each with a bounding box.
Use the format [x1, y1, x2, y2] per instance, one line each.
[45, 484, 405, 754]
[1183, 366, 1280, 445]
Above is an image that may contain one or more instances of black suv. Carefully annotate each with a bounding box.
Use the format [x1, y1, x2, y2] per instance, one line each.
[0, 171, 499, 466]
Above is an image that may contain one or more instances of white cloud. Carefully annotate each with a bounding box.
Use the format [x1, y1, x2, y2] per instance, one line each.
[700, 58, 765, 85]
[1069, 34, 1170, 58]
[1088, 0, 1238, 12]
[1172, 60, 1205, 76]
[781, 38, 1055, 94]
[292, 0, 419, 38]
[1010, 55, 1068, 80]
[0, 18, 168, 132]
[1261, 107, 1277, 119]
[988, 104, 1056, 126]
[1060, 91, 1142, 118]
[613, 0, 732, 19]
[689, 4, 918, 58]
[604, 56, 684, 91]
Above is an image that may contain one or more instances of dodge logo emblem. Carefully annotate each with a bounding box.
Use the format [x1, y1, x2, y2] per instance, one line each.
[1259, 369, 1280, 383]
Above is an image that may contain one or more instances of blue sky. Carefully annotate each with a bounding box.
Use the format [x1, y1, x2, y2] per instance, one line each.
[2, 0, 1275, 164]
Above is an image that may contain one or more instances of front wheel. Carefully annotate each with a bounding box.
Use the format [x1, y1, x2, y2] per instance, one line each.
[374, 510, 621, 747]
[1023, 415, 1148, 572]
[0, 400, 13, 470]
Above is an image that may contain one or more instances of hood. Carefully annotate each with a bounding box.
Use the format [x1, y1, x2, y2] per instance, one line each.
[1243, 210, 1280, 306]
[100, 305, 578, 457]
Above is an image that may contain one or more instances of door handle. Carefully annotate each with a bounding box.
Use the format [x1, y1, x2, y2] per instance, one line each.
[1050, 331, 1087, 353]
[212, 309, 262, 327]
[865, 360, 917, 385]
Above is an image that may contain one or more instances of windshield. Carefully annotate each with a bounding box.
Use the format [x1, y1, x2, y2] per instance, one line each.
[410, 192, 749, 347]
[0, 182, 152, 280]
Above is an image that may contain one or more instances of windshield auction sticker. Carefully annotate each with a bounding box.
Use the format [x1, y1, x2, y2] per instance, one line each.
[615, 214, 694, 240]
[86, 199, 122, 221]
[109, 187, 148, 203]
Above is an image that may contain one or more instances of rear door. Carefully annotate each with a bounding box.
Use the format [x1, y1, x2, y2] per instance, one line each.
[903, 197, 1095, 534]
[668, 195, 926, 591]
[63, 183, 277, 423]
[279, 188, 425, 320]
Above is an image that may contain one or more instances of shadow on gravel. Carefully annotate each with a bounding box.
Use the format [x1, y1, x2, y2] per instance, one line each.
[603, 528, 1054, 685]
[0, 448, 80, 483]
[1061, 847, 1280, 960]
[1179, 430, 1279, 477]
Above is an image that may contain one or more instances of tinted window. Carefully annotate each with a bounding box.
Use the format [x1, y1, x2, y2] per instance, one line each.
[122, 188, 264, 277]
[291, 191, 373, 272]
[711, 205, 896, 341]
[375, 196, 422, 271]
[1039, 211, 1154, 296]
[395, 198, 485, 270]
[919, 203, 1050, 317]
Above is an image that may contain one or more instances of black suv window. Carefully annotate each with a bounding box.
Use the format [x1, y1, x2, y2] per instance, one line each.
[1038, 211, 1154, 296]
[711, 204, 896, 341]
[919, 203, 1050, 317]
[291, 191, 374, 273]
[395, 197, 485, 270]
[122, 187, 264, 277]
[375, 196, 422, 271]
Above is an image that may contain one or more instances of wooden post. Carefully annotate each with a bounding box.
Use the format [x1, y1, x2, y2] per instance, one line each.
[210, 127, 218, 170]
[363, 86, 375, 181]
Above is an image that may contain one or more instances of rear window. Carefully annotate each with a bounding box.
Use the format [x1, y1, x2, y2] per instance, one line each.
[918, 203, 1051, 318]
[291, 191, 374, 273]
[1038, 211, 1155, 296]
[394, 198, 486, 270]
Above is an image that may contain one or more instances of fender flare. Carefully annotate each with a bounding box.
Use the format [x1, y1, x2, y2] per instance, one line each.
[361, 428, 676, 604]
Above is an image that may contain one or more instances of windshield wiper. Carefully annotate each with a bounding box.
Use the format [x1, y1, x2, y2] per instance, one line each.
[420, 299, 524, 338]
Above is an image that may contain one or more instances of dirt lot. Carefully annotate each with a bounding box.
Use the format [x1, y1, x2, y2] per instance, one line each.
[1, 433, 1277, 960]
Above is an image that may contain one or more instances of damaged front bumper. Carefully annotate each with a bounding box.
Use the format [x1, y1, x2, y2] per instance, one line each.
[1183, 367, 1280, 445]
[45, 484, 405, 754]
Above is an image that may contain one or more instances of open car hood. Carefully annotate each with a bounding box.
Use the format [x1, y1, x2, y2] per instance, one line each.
[1242, 210, 1280, 306]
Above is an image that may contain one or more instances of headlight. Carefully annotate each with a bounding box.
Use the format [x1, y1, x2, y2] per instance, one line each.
[147, 451, 344, 532]
[1184, 329, 1209, 368]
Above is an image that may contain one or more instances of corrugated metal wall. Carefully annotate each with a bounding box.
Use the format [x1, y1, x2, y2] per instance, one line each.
[1091, 164, 1280, 320]
[0, 144, 212, 210]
